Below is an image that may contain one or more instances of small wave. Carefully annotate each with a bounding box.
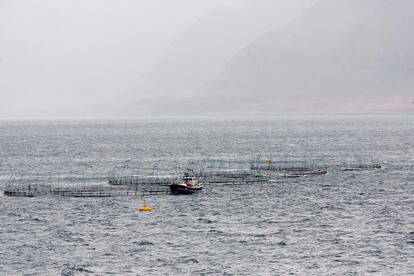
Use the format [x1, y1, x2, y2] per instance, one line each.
[198, 218, 215, 224]
[208, 229, 225, 234]
[61, 265, 93, 276]
[178, 257, 199, 264]
[133, 240, 154, 246]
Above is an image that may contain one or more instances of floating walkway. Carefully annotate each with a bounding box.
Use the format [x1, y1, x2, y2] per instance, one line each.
[2, 157, 383, 197]
[108, 175, 175, 186]
[3, 185, 170, 198]
[196, 170, 271, 184]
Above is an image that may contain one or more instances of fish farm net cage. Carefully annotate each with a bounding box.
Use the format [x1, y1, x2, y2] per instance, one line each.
[1, 156, 383, 197]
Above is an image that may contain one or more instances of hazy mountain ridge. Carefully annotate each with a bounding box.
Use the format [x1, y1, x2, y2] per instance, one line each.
[198, 0, 414, 114]
[130, 0, 317, 100]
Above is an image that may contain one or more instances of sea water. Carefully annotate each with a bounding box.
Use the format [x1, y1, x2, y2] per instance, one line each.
[0, 116, 413, 275]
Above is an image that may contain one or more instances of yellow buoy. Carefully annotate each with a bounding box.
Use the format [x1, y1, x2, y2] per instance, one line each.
[138, 200, 152, 212]
[265, 157, 272, 164]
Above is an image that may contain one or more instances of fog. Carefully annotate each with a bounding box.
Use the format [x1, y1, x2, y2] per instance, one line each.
[0, 0, 248, 116]
[200, 0, 414, 115]
[1, 0, 413, 118]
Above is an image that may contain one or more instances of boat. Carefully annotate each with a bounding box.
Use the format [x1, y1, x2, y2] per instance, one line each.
[170, 173, 203, 195]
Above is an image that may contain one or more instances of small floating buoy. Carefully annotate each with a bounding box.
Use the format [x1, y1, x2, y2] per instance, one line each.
[138, 200, 152, 212]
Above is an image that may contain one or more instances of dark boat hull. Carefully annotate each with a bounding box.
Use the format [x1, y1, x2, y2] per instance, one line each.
[170, 184, 203, 195]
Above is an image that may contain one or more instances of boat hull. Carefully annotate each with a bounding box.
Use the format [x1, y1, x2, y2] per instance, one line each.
[170, 184, 203, 195]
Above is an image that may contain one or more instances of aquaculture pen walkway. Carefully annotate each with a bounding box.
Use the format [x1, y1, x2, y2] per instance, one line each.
[2, 156, 384, 197]
[3, 185, 170, 198]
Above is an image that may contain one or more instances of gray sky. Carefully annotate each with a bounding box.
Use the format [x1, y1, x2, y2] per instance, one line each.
[0, 0, 249, 117]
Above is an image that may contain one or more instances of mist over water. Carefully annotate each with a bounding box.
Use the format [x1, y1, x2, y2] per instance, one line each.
[0, 116, 413, 274]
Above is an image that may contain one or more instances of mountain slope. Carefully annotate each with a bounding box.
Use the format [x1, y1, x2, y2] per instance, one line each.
[200, 0, 414, 114]
[131, 0, 317, 99]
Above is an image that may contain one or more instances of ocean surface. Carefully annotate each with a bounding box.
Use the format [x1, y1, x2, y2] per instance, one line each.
[0, 116, 413, 275]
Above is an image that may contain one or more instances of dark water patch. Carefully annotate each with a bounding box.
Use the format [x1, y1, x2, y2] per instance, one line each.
[252, 233, 267, 238]
[333, 259, 361, 265]
[363, 248, 383, 256]
[178, 257, 199, 264]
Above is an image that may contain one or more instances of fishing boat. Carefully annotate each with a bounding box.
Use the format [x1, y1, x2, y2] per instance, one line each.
[170, 173, 203, 195]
